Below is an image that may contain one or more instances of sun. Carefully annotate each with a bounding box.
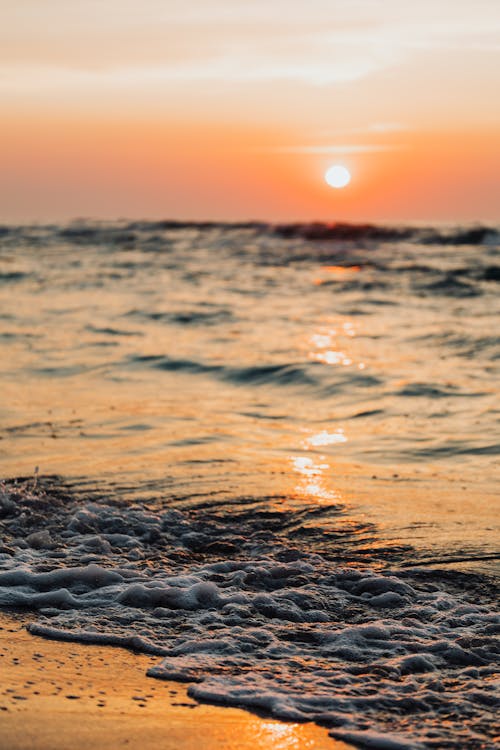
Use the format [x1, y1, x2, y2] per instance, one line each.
[324, 165, 351, 189]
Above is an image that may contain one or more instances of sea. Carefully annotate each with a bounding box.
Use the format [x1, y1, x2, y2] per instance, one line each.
[0, 220, 499, 748]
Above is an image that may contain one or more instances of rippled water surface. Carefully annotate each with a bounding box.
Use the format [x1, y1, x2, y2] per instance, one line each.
[1, 221, 498, 561]
[0, 222, 499, 748]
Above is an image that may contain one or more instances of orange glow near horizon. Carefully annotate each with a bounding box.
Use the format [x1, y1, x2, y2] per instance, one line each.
[1, 2, 499, 223]
[2, 115, 499, 223]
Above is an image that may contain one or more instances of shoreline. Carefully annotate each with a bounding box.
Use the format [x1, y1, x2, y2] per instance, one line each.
[0, 611, 353, 750]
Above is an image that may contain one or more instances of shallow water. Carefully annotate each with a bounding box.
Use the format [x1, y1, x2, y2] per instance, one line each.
[1, 221, 498, 561]
[0, 222, 499, 748]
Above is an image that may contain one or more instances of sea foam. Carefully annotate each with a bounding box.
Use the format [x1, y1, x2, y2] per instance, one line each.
[0, 480, 498, 749]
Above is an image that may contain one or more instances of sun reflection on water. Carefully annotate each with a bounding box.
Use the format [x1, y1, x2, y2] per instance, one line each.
[290, 454, 340, 504]
[307, 320, 365, 370]
[303, 429, 347, 448]
[254, 720, 344, 749]
[313, 350, 352, 366]
[314, 265, 361, 286]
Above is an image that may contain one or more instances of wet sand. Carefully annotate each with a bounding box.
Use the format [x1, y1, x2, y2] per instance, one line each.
[0, 613, 353, 750]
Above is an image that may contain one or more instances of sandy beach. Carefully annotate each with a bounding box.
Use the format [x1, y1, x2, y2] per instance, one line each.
[0, 612, 353, 750]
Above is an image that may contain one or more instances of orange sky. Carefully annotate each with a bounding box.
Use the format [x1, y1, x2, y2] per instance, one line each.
[1, 1, 499, 222]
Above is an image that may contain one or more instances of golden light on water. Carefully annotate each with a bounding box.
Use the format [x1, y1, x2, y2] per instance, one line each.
[254, 720, 351, 749]
[304, 429, 347, 448]
[313, 350, 353, 366]
[320, 265, 361, 276]
[313, 267, 361, 286]
[308, 322, 365, 370]
[290, 455, 340, 505]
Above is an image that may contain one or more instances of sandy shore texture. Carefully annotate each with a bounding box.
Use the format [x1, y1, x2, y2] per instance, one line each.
[0, 612, 353, 750]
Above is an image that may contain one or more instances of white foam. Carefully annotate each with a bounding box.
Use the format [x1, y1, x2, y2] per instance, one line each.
[0, 490, 498, 748]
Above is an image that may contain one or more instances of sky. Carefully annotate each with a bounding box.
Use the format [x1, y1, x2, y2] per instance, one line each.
[1, 1, 500, 222]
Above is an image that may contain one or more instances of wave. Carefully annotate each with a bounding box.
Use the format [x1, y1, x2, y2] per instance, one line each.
[406, 441, 500, 458]
[1, 220, 499, 248]
[125, 308, 234, 326]
[124, 354, 381, 393]
[415, 273, 481, 297]
[395, 382, 487, 398]
[86, 324, 141, 337]
[128, 355, 314, 386]
[0, 270, 32, 283]
[0, 477, 498, 749]
[272, 222, 500, 246]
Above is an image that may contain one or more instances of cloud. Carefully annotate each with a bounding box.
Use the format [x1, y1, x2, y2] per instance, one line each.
[268, 144, 404, 154]
[1, 1, 499, 98]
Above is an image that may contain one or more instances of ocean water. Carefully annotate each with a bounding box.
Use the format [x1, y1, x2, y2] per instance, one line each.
[0, 221, 499, 748]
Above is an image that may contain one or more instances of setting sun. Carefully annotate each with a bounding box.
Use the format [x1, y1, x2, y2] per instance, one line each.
[324, 164, 351, 189]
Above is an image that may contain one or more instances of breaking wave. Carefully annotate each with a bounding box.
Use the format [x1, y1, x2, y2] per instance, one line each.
[0, 478, 498, 749]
